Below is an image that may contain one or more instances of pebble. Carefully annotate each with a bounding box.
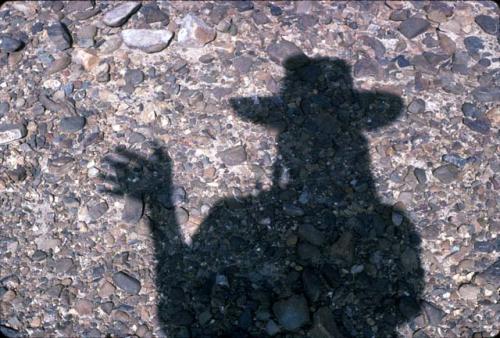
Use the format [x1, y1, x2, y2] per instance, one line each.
[45, 55, 71, 75]
[272, 294, 310, 331]
[471, 86, 500, 102]
[0, 36, 24, 53]
[390, 9, 411, 21]
[464, 36, 484, 55]
[112, 271, 141, 295]
[75, 299, 93, 315]
[140, 3, 169, 24]
[414, 167, 427, 184]
[309, 307, 344, 338]
[102, 2, 141, 27]
[60, 116, 86, 133]
[47, 22, 72, 51]
[432, 164, 460, 183]
[442, 154, 468, 168]
[76, 25, 97, 48]
[177, 14, 216, 47]
[461, 102, 483, 118]
[121, 29, 173, 53]
[122, 194, 144, 224]
[458, 284, 480, 300]
[407, 98, 426, 114]
[463, 117, 491, 134]
[87, 200, 109, 221]
[217, 145, 247, 166]
[421, 301, 445, 326]
[398, 17, 431, 39]
[267, 40, 309, 69]
[298, 224, 325, 246]
[0, 102, 9, 116]
[474, 15, 498, 35]
[0, 124, 27, 145]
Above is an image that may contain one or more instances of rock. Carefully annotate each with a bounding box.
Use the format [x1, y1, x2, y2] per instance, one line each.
[398, 17, 431, 39]
[267, 40, 309, 69]
[73, 49, 99, 71]
[234, 1, 254, 12]
[100, 35, 123, 54]
[217, 145, 247, 166]
[298, 224, 325, 246]
[283, 203, 304, 217]
[471, 86, 500, 102]
[0, 102, 9, 116]
[125, 69, 144, 87]
[178, 14, 216, 47]
[461, 102, 482, 118]
[432, 164, 460, 183]
[0, 124, 27, 145]
[463, 117, 491, 135]
[438, 32, 456, 55]
[407, 98, 426, 114]
[474, 259, 499, 285]
[140, 3, 169, 24]
[458, 284, 480, 300]
[60, 116, 86, 133]
[0, 36, 24, 52]
[414, 168, 427, 184]
[99, 281, 116, 298]
[272, 294, 310, 331]
[46, 55, 71, 75]
[87, 200, 109, 220]
[425, 2, 453, 23]
[233, 55, 253, 74]
[122, 194, 143, 224]
[265, 320, 280, 335]
[252, 9, 270, 25]
[475, 15, 498, 35]
[309, 307, 345, 338]
[112, 271, 141, 294]
[75, 299, 93, 315]
[398, 296, 421, 320]
[270, 5, 283, 16]
[0, 326, 19, 338]
[464, 36, 484, 55]
[442, 154, 470, 168]
[390, 9, 411, 21]
[353, 57, 379, 78]
[420, 301, 445, 326]
[102, 2, 141, 27]
[121, 29, 173, 53]
[76, 25, 97, 48]
[302, 269, 322, 302]
[47, 22, 72, 50]
[54, 257, 74, 273]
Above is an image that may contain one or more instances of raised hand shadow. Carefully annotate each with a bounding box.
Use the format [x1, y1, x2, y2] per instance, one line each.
[100, 56, 424, 338]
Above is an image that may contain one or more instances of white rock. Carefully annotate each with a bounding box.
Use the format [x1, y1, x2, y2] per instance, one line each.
[102, 2, 141, 27]
[177, 14, 216, 47]
[0, 124, 27, 145]
[121, 29, 173, 53]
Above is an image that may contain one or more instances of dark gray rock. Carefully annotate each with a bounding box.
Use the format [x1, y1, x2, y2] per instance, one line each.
[55, 257, 74, 273]
[125, 69, 144, 87]
[298, 223, 325, 246]
[309, 307, 344, 338]
[217, 145, 247, 166]
[112, 271, 141, 294]
[122, 194, 143, 224]
[398, 17, 431, 39]
[442, 154, 468, 168]
[464, 36, 484, 55]
[102, 2, 141, 27]
[471, 86, 500, 102]
[267, 40, 309, 69]
[407, 98, 426, 114]
[353, 57, 379, 77]
[432, 164, 460, 183]
[270, 4, 282, 16]
[0, 36, 24, 52]
[389, 9, 410, 21]
[414, 167, 427, 184]
[76, 25, 97, 48]
[140, 3, 169, 24]
[463, 117, 491, 134]
[0, 325, 20, 338]
[302, 269, 322, 302]
[0, 101, 9, 116]
[421, 301, 445, 326]
[60, 116, 85, 133]
[233, 55, 253, 74]
[272, 294, 310, 331]
[252, 9, 270, 25]
[234, 1, 254, 12]
[87, 201, 108, 220]
[461, 102, 482, 118]
[474, 259, 499, 285]
[47, 22, 72, 50]
[475, 15, 498, 35]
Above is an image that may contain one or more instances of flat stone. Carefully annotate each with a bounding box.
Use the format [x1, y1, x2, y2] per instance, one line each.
[432, 164, 460, 183]
[398, 17, 431, 39]
[252, 9, 270, 25]
[76, 25, 97, 48]
[0, 124, 27, 145]
[60, 116, 85, 133]
[463, 117, 491, 135]
[353, 57, 379, 78]
[217, 145, 247, 166]
[98, 281, 116, 298]
[390, 9, 411, 21]
[102, 2, 141, 27]
[0, 102, 8, 116]
[0, 36, 24, 52]
[272, 294, 310, 331]
[267, 40, 309, 69]
[122, 194, 143, 224]
[475, 15, 498, 35]
[47, 22, 72, 50]
[178, 14, 216, 47]
[121, 29, 173, 53]
[112, 271, 141, 294]
[124, 69, 144, 86]
[458, 284, 480, 300]
[140, 3, 169, 24]
[46, 55, 71, 75]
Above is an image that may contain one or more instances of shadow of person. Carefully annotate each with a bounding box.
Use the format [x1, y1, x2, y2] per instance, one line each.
[101, 56, 424, 338]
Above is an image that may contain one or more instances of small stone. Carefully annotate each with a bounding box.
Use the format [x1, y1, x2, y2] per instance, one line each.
[234, 1, 254, 12]
[475, 15, 498, 35]
[121, 29, 173, 53]
[125, 69, 144, 87]
[265, 320, 280, 335]
[122, 194, 144, 224]
[283, 203, 304, 217]
[178, 14, 216, 47]
[471, 87, 500, 103]
[407, 99, 426, 114]
[252, 9, 270, 25]
[47, 22, 72, 50]
[217, 145, 247, 166]
[353, 57, 379, 78]
[0, 36, 24, 52]
[0, 102, 9, 116]
[474, 260, 499, 286]
[46, 55, 71, 75]
[461, 102, 482, 118]
[76, 25, 97, 48]
[175, 207, 189, 225]
[267, 40, 309, 69]
[112, 271, 141, 295]
[272, 294, 310, 331]
[398, 17, 431, 39]
[75, 299, 93, 315]
[463, 117, 491, 135]
[100, 35, 123, 54]
[87, 200, 109, 220]
[309, 307, 344, 338]
[140, 3, 169, 24]
[392, 212, 404, 226]
[442, 154, 469, 168]
[233, 55, 253, 74]
[269, 5, 282, 16]
[55, 257, 74, 273]
[390, 9, 410, 21]
[464, 36, 484, 55]
[414, 168, 427, 184]
[102, 2, 141, 27]
[0, 124, 27, 145]
[432, 164, 460, 184]
[99, 282, 116, 298]
[298, 224, 325, 246]
[60, 116, 85, 133]
[458, 284, 480, 300]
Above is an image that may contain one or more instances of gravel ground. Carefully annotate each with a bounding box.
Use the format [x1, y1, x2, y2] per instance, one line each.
[0, 1, 498, 337]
